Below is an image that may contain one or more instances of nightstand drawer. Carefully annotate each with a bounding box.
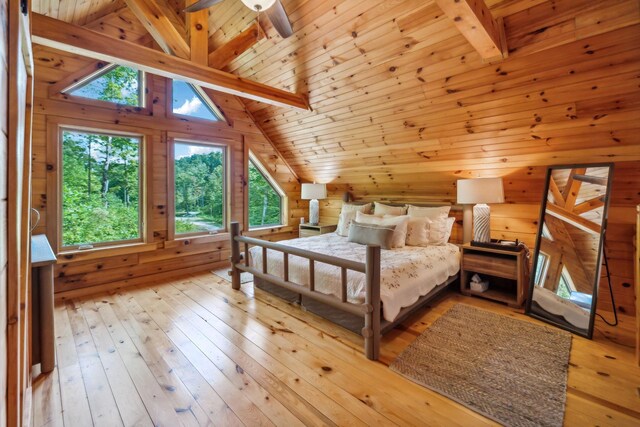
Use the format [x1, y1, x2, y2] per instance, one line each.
[463, 253, 518, 279]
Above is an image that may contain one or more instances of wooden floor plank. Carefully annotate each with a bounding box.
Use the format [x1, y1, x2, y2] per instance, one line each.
[77, 298, 155, 427]
[106, 292, 244, 427]
[33, 273, 640, 427]
[51, 304, 93, 427]
[126, 286, 277, 427]
[65, 300, 124, 427]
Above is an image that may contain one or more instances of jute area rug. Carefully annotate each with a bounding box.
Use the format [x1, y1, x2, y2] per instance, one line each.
[390, 304, 572, 427]
[211, 268, 253, 284]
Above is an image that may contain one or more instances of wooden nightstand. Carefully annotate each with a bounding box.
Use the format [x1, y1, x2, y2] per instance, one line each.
[460, 243, 529, 307]
[299, 223, 337, 237]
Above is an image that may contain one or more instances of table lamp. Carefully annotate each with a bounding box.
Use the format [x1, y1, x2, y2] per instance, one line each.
[457, 178, 505, 243]
[301, 183, 327, 225]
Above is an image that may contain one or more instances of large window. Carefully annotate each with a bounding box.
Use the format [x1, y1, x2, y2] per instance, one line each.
[64, 64, 143, 107]
[248, 154, 285, 229]
[61, 129, 142, 248]
[173, 141, 226, 235]
[172, 80, 222, 121]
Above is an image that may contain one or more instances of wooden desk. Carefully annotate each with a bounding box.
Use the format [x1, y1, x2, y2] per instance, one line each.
[31, 234, 57, 373]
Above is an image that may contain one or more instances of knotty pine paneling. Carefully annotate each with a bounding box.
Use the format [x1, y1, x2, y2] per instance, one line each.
[0, 0, 8, 421]
[32, 41, 303, 294]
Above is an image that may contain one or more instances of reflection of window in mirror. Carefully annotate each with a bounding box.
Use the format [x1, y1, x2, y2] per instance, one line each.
[534, 252, 550, 286]
[557, 267, 576, 298]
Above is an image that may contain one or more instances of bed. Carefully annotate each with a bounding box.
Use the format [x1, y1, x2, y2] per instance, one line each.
[229, 204, 463, 360]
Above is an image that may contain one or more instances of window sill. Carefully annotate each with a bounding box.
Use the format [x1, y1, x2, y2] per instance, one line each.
[165, 232, 230, 248]
[244, 225, 293, 237]
[57, 242, 158, 263]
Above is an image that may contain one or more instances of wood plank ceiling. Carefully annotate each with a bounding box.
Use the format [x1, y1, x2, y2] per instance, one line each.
[32, 0, 640, 182]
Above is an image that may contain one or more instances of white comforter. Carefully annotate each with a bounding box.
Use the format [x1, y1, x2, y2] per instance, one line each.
[249, 233, 460, 322]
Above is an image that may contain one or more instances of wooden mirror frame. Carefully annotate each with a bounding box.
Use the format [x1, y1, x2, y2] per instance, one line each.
[525, 163, 615, 339]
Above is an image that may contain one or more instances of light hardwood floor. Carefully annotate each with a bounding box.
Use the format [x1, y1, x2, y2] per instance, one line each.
[32, 272, 640, 426]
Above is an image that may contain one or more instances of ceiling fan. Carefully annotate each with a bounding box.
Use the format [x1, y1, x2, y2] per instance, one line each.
[184, 0, 294, 39]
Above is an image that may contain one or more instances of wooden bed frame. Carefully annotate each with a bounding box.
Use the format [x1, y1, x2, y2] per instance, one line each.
[229, 204, 462, 360]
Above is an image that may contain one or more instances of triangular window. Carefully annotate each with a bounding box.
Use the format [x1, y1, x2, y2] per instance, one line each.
[65, 64, 143, 107]
[248, 152, 286, 229]
[172, 80, 222, 121]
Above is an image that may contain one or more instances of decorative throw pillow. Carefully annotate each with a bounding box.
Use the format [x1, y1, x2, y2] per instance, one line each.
[427, 217, 452, 246]
[356, 212, 409, 248]
[348, 221, 396, 250]
[405, 217, 432, 246]
[406, 205, 451, 220]
[443, 217, 456, 243]
[374, 202, 407, 216]
[336, 203, 372, 236]
[380, 215, 410, 248]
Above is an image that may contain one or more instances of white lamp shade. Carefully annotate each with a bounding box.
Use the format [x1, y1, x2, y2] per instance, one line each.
[301, 183, 327, 200]
[457, 178, 505, 204]
[240, 0, 276, 11]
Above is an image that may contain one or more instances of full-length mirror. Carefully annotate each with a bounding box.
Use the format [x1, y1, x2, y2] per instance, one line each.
[526, 164, 614, 338]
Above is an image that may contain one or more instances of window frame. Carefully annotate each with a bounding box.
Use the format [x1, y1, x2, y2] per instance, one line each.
[60, 63, 148, 110]
[52, 120, 150, 253]
[167, 80, 227, 124]
[167, 134, 231, 241]
[246, 150, 287, 230]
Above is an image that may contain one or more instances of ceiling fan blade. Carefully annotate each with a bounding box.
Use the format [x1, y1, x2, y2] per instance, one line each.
[184, 0, 224, 13]
[265, 0, 293, 38]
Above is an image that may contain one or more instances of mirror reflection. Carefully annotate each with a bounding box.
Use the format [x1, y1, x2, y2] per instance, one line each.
[527, 164, 613, 338]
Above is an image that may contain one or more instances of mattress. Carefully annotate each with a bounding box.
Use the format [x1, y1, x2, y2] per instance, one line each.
[531, 286, 590, 330]
[249, 233, 460, 322]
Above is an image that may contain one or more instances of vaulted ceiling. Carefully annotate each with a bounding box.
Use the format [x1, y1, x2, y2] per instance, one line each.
[32, 0, 640, 183]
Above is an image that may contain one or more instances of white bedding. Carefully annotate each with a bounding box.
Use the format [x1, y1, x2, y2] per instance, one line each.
[249, 233, 460, 322]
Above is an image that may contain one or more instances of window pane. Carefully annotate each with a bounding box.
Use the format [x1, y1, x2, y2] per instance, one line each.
[62, 130, 141, 247]
[172, 80, 220, 121]
[248, 159, 283, 228]
[69, 65, 141, 106]
[174, 142, 225, 234]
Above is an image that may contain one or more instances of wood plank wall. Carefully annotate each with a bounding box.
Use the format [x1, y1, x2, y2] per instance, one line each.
[0, 0, 8, 422]
[30, 10, 304, 296]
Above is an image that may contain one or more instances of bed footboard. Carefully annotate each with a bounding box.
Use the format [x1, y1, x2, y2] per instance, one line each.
[229, 222, 382, 360]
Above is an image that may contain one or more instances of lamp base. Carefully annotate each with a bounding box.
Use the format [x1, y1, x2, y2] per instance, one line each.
[309, 199, 319, 225]
[473, 203, 491, 243]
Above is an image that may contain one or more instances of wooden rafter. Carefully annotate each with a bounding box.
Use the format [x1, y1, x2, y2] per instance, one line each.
[562, 167, 587, 209]
[573, 196, 605, 215]
[546, 202, 601, 235]
[548, 177, 565, 207]
[208, 22, 264, 69]
[32, 14, 310, 110]
[187, 0, 209, 65]
[434, 0, 506, 61]
[123, 0, 190, 59]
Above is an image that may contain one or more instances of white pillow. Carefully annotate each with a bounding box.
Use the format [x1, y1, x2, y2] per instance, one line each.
[357, 213, 409, 248]
[443, 217, 456, 243]
[381, 215, 410, 248]
[355, 211, 383, 223]
[406, 205, 451, 220]
[405, 217, 431, 246]
[374, 202, 406, 216]
[336, 203, 372, 236]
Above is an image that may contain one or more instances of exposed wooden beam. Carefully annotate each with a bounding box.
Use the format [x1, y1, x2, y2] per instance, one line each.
[434, 0, 505, 61]
[32, 14, 310, 110]
[548, 177, 565, 207]
[572, 196, 605, 215]
[123, 0, 190, 59]
[547, 202, 601, 236]
[187, 0, 209, 65]
[573, 174, 609, 186]
[209, 22, 264, 69]
[563, 167, 587, 209]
